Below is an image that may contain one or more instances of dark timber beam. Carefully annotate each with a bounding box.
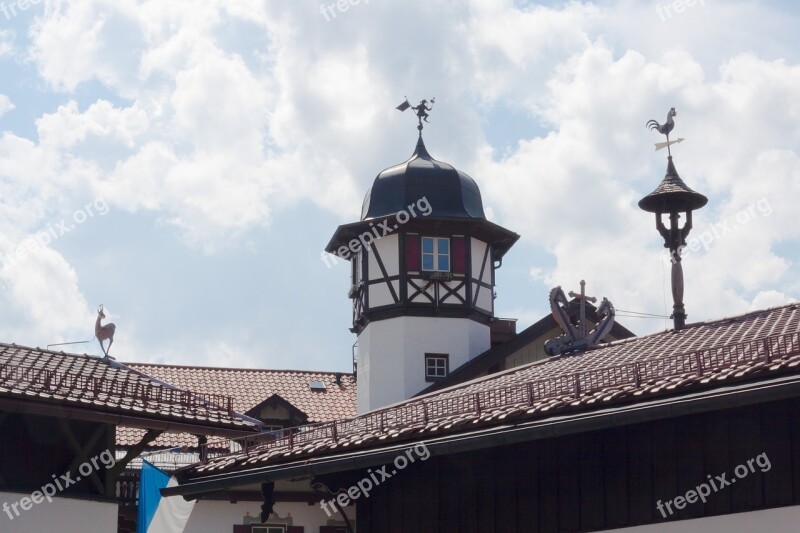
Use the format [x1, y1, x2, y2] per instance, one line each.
[108, 428, 163, 481]
[59, 419, 108, 495]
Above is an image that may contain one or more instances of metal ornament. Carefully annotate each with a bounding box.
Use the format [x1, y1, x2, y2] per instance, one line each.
[639, 108, 708, 331]
[396, 96, 435, 131]
[647, 107, 684, 155]
[95, 304, 116, 358]
[544, 280, 616, 356]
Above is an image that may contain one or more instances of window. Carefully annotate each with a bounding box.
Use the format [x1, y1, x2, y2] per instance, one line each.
[425, 353, 449, 381]
[252, 527, 285, 533]
[422, 237, 450, 272]
[309, 380, 327, 391]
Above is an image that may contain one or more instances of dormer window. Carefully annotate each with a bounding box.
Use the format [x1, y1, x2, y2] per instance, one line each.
[422, 237, 450, 272]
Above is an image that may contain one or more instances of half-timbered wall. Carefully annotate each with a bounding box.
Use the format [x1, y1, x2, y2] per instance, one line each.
[352, 231, 495, 323]
[367, 234, 400, 308]
[356, 396, 800, 532]
[470, 237, 493, 314]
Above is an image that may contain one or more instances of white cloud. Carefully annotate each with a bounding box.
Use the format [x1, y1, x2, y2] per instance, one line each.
[1, 0, 798, 357]
[0, 95, 13, 118]
[0, 30, 13, 57]
[0, 238, 93, 345]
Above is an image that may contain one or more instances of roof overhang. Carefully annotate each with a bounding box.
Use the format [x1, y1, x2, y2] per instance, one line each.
[0, 395, 260, 439]
[325, 216, 519, 261]
[164, 372, 800, 497]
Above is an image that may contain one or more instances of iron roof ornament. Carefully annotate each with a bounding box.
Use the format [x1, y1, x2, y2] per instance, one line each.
[647, 107, 684, 155]
[396, 96, 435, 131]
[639, 108, 708, 331]
[544, 280, 616, 356]
[95, 304, 116, 359]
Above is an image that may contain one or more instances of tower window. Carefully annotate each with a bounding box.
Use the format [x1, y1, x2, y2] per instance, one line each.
[422, 237, 450, 272]
[425, 353, 449, 381]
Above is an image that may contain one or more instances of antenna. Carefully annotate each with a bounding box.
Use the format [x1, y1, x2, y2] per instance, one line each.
[47, 339, 93, 351]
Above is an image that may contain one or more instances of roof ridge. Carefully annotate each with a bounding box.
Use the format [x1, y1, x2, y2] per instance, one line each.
[123, 361, 354, 375]
[0, 341, 104, 360]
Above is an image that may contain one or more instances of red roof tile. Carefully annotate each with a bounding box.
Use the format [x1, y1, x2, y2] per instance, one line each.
[0, 344, 259, 435]
[184, 303, 800, 477]
[117, 364, 356, 449]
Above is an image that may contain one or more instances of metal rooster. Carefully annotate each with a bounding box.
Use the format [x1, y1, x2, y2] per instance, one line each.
[647, 107, 683, 155]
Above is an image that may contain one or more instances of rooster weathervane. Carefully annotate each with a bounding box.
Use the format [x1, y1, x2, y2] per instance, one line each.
[647, 107, 684, 155]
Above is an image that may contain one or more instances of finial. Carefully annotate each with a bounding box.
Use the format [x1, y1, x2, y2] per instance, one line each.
[396, 96, 435, 132]
[640, 108, 707, 331]
[646, 107, 684, 156]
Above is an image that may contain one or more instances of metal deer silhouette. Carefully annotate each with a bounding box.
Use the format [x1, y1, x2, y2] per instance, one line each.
[95, 305, 116, 357]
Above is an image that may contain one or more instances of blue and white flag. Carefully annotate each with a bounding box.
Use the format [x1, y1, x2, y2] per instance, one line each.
[137, 460, 196, 533]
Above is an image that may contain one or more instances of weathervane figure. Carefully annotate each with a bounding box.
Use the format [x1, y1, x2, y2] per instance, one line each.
[647, 107, 684, 155]
[396, 96, 435, 131]
[95, 304, 116, 359]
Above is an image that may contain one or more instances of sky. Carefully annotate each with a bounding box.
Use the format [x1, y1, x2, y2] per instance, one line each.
[0, 0, 799, 373]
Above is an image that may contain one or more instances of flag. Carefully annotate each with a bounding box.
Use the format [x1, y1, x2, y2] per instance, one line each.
[137, 460, 196, 533]
[395, 99, 411, 112]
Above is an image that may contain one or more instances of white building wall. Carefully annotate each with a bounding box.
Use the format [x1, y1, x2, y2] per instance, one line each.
[357, 316, 490, 413]
[367, 234, 400, 308]
[0, 491, 118, 533]
[608, 503, 800, 532]
[183, 500, 351, 533]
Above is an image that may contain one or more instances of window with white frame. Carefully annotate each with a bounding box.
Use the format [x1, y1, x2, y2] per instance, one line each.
[422, 236, 450, 272]
[425, 353, 449, 381]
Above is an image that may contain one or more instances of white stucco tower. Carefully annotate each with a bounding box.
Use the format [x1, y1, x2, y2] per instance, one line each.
[327, 132, 519, 413]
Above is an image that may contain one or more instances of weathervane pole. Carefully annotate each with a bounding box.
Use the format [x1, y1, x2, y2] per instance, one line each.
[639, 108, 708, 331]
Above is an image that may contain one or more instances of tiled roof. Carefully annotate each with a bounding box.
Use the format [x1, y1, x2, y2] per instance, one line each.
[183, 303, 800, 477]
[0, 344, 259, 435]
[117, 364, 356, 449]
[418, 304, 635, 394]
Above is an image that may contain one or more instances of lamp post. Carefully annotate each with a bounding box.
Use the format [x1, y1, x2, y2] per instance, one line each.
[639, 110, 707, 331]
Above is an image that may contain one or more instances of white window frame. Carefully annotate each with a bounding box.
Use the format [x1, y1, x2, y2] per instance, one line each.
[421, 236, 450, 272]
[425, 353, 449, 381]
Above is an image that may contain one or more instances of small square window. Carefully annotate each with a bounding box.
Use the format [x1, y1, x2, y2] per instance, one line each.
[421, 236, 450, 272]
[425, 353, 449, 381]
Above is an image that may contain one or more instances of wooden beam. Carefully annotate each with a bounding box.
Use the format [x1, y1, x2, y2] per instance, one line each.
[108, 428, 163, 481]
[59, 419, 107, 494]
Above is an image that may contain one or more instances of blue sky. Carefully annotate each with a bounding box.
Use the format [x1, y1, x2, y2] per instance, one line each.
[1, 0, 799, 372]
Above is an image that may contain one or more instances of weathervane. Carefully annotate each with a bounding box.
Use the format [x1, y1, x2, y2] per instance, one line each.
[639, 107, 708, 331]
[647, 107, 684, 156]
[95, 304, 116, 358]
[544, 281, 616, 356]
[396, 96, 435, 131]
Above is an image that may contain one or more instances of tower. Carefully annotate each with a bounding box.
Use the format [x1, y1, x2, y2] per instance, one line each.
[326, 120, 519, 413]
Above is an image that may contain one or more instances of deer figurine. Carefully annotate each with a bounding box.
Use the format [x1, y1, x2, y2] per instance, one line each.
[95, 305, 116, 358]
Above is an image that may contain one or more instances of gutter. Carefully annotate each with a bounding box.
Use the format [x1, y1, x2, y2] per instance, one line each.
[164, 373, 800, 497]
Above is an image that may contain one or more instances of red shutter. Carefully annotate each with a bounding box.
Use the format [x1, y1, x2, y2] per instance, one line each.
[406, 234, 420, 271]
[453, 236, 466, 274]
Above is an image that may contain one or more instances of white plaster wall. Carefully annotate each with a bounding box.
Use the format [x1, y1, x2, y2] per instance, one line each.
[367, 235, 400, 307]
[608, 503, 800, 532]
[470, 237, 493, 313]
[183, 500, 351, 533]
[357, 316, 489, 413]
[0, 491, 118, 533]
[368, 281, 395, 307]
[367, 234, 399, 279]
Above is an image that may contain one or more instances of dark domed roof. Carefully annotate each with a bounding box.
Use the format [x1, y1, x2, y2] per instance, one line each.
[361, 136, 485, 220]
